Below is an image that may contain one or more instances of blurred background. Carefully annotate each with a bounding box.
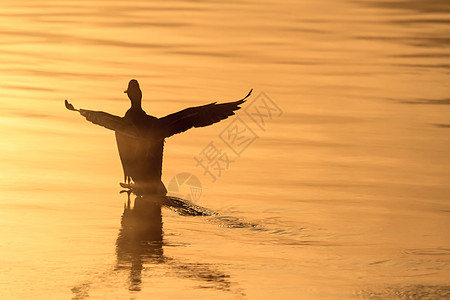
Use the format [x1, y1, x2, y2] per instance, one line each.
[0, 0, 449, 299]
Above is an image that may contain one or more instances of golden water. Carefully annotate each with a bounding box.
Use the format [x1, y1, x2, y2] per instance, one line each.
[0, 0, 449, 299]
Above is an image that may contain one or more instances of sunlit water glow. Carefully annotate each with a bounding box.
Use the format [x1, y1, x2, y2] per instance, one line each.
[0, 0, 449, 299]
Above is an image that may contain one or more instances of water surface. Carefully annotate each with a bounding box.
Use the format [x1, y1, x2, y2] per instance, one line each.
[0, 0, 449, 299]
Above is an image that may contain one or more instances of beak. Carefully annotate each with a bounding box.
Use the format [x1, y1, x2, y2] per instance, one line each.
[124, 90, 127, 93]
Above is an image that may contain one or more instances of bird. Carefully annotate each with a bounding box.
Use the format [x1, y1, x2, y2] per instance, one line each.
[65, 79, 252, 196]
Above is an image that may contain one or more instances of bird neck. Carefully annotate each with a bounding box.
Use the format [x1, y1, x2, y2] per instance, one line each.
[130, 98, 142, 109]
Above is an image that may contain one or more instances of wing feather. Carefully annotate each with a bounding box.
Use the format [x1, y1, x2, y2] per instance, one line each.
[79, 109, 127, 132]
[158, 90, 252, 138]
[78, 109, 144, 139]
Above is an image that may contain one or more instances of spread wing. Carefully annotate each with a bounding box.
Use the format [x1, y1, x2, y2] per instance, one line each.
[78, 109, 128, 132]
[65, 100, 139, 138]
[157, 89, 252, 138]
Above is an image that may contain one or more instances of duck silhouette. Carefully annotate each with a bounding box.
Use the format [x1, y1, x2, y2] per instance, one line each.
[65, 79, 252, 195]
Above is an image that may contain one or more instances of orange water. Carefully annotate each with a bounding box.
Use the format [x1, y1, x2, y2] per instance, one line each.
[0, 0, 449, 299]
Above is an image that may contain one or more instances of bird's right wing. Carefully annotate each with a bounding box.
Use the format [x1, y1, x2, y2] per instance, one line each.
[157, 89, 252, 138]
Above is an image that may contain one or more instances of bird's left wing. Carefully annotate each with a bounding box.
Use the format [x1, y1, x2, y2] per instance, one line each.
[157, 89, 252, 138]
[79, 109, 127, 132]
[65, 100, 139, 137]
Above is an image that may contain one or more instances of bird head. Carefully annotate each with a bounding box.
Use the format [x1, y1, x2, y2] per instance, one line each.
[124, 79, 142, 107]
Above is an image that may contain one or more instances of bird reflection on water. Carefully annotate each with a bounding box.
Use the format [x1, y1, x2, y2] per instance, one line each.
[115, 195, 234, 293]
[115, 195, 163, 291]
[71, 195, 235, 299]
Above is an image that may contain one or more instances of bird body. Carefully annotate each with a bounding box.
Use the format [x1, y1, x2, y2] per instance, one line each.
[115, 80, 166, 195]
[65, 79, 252, 196]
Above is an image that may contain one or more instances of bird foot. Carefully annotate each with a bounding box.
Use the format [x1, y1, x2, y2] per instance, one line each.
[120, 182, 133, 189]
